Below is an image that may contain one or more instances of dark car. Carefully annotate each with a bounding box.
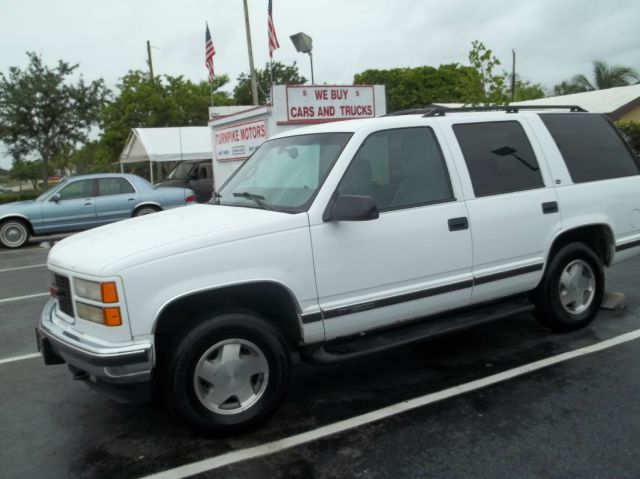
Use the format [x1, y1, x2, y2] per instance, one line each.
[156, 159, 213, 203]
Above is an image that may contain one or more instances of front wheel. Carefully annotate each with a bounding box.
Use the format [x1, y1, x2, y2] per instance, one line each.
[533, 242, 604, 332]
[164, 312, 291, 434]
[0, 219, 30, 248]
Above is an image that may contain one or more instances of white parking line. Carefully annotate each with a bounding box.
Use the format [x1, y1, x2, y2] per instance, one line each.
[0, 263, 47, 273]
[141, 328, 640, 479]
[0, 352, 41, 365]
[0, 292, 49, 304]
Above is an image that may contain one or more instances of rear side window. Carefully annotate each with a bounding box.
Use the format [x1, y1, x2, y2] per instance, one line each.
[540, 113, 639, 183]
[453, 121, 544, 197]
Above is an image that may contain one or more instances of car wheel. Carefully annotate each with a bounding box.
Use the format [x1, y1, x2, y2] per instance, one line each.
[533, 242, 604, 332]
[0, 219, 30, 248]
[134, 206, 160, 217]
[165, 312, 291, 434]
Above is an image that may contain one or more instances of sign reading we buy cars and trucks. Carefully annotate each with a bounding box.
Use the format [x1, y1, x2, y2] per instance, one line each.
[286, 85, 376, 123]
[214, 119, 267, 161]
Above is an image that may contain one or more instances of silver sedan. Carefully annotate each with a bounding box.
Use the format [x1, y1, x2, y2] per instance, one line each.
[0, 173, 196, 248]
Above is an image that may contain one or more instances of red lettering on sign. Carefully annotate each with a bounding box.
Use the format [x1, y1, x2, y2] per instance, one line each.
[290, 106, 315, 118]
[315, 89, 328, 100]
[331, 89, 349, 100]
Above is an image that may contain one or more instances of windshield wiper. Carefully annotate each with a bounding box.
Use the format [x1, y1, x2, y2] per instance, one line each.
[232, 191, 270, 210]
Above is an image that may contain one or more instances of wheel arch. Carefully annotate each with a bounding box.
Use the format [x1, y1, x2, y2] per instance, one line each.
[546, 223, 614, 268]
[0, 214, 35, 235]
[153, 281, 304, 352]
[132, 202, 162, 216]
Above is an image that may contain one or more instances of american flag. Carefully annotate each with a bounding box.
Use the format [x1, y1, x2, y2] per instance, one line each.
[205, 23, 215, 83]
[268, 0, 280, 59]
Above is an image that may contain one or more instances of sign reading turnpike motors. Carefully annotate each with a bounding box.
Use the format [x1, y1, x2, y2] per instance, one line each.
[214, 119, 267, 161]
[286, 85, 376, 123]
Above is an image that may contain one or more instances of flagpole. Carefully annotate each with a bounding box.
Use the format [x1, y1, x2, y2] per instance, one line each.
[243, 0, 259, 105]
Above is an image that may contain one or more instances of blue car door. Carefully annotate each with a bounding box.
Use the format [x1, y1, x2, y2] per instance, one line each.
[39, 179, 97, 233]
[94, 177, 139, 225]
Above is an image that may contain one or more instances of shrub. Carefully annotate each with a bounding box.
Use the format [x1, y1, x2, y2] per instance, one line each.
[616, 120, 640, 155]
[0, 191, 40, 204]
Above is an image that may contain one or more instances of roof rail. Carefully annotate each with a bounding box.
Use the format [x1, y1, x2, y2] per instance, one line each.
[385, 108, 438, 117]
[423, 105, 587, 117]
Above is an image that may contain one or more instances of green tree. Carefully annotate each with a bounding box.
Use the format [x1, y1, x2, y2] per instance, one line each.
[0, 52, 108, 187]
[467, 40, 508, 105]
[100, 71, 233, 161]
[512, 78, 547, 101]
[354, 64, 482, 113]
[233, 62, 307, 105]
[554, 60, 640, 94]
[9, 158, 42, 190]
[69, 141, 115, 174]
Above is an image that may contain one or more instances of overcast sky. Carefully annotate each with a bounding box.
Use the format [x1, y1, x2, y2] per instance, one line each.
[1, 0, 639, 169]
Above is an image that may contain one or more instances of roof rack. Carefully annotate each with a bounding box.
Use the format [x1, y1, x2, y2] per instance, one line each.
[385, 108, 438, 116]
[423, 105, 587, 117]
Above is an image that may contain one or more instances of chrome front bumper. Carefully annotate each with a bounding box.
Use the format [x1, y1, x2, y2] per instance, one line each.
[37, 299, 154, 402]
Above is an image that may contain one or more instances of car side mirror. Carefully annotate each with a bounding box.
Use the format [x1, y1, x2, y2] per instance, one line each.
[324, 194, 379, 222]
[51, 193, 61, 203]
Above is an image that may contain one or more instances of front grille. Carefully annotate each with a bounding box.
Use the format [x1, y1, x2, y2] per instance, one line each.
[54, 274, 74, 317]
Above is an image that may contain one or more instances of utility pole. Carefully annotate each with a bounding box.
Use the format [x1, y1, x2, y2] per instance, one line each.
[511, 49, 516, 102]
[243, 0, 259, 105]
[147, 40, 154, 81]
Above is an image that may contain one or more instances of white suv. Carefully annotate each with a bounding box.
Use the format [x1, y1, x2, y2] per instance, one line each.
[37, 106, 640, 433]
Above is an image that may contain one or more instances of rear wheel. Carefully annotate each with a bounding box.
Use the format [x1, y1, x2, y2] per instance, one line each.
[164, 312, 291, 434]
[134, 205, 160, 216]
[533, 242, 604, 332]
[0, 219, 29, 248]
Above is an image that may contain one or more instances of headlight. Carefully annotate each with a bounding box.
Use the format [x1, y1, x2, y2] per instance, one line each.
[74, 278, 119, 303]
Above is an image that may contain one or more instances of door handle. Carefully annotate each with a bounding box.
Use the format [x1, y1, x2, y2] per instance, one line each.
[448, 217, 469, 231]
[542, 201, 558, 214]
[127, 197, 135, 201]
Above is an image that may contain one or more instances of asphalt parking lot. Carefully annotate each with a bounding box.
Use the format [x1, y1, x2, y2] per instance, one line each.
[2, 242, 640, 479]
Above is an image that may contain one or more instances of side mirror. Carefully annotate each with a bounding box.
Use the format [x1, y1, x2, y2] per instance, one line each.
[51, 193, 61, 203]
[324, 194, 379, 222]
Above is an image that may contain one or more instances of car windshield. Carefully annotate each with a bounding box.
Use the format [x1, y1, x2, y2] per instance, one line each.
[218, 133, 352, 213]
[166, 161, 196, 179]
[36, 180, 67, 201]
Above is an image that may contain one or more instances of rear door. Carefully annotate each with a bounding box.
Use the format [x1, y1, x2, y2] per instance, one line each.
[94, 177, 139, 225]
[310, 126, 473, 340]
[444, 118, 563, 303]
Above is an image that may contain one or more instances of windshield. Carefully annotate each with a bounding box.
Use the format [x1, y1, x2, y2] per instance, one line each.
[166, 161, 197, 180]
[218, 132, 352, 212]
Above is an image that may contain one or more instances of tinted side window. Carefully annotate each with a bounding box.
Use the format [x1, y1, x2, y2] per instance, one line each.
[59, 180, 94, 200]
[540, 113, 640, 183]
[338, 127, 453, 211]
[453, 121, 544, 197]
[98, 178, 135, 196]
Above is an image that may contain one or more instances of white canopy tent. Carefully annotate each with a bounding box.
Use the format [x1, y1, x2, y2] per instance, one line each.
[119, 127, 212, 183]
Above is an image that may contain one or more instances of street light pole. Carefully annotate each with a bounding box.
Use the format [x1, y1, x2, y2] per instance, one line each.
[309, 51, 315, 84]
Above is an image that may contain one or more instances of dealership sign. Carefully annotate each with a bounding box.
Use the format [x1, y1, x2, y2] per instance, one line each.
[213, 119, 267, 161]
[286, 85, 376, 123]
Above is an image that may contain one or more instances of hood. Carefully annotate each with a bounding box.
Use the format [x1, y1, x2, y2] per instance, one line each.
[48, 204, 308, 276]
[0, 199, 37, 210]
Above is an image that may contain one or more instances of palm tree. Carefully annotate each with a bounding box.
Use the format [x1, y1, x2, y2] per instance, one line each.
[554, 60, 639, 95]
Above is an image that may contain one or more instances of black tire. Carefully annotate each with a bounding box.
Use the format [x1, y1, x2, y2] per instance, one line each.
[164, 312, 291, 434]
[133, 205, 160, 217]
[533, 242, 604, 332]
[0, 218, 30, 248]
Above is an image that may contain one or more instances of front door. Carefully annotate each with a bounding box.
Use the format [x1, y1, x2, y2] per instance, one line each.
[310, 126, 473, 340]
[40, 179, 97, 233]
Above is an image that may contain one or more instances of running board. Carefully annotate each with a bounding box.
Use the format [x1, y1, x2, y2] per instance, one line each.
[301, 298, 534, 364]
